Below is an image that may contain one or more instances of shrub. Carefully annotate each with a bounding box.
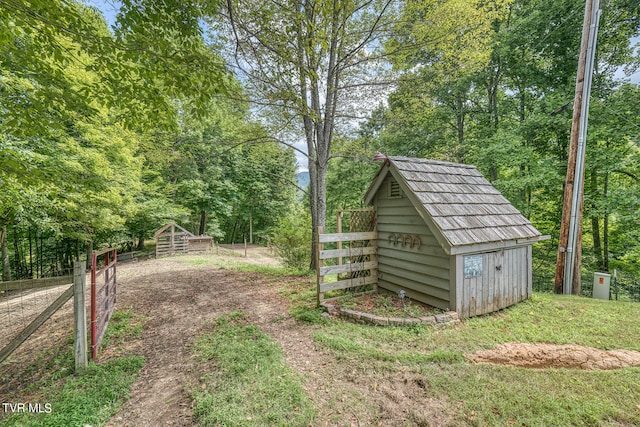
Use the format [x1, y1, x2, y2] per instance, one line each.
[270, 202, 311, 269]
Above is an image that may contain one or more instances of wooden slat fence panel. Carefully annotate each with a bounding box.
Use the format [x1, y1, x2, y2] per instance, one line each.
[316, 227, 378, 304]
[320, 276, 378, 293]
[320, 246, 377, 260]
[155, 223, 193, 257]
[320, 260, 378, 276]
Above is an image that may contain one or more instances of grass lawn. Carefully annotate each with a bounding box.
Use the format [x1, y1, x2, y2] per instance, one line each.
[1, 310, 145, 427]
[192, 312, 316, 426]
[193, 255, 640, 426]
[304, 292, 640, 426]
[10, 254, 638, 426]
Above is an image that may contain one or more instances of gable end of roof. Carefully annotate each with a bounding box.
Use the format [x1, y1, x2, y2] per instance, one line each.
[365, 156, 543, 249]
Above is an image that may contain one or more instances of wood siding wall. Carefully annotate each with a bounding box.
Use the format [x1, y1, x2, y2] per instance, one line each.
[374, 177, 451, 310]
[188, 237, 213, 253]
[455, 246, 531, 318]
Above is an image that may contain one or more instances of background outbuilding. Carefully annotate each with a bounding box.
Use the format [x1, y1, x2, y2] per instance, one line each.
[154, 223, 213, 258]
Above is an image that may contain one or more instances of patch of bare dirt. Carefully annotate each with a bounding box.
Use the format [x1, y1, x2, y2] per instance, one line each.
[331, 291, 442, 318]
[105, 256, 288, 427]
[466, 342, 640, 370]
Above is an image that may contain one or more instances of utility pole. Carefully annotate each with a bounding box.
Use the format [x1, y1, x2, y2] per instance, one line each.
[554, 0, 601, 294]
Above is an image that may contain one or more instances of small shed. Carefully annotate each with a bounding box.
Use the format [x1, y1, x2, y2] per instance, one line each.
[364, 156, 548, 317]
[154, 223, 213, 257]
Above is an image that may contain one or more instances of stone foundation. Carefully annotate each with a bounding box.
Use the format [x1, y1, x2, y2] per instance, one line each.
[321, 300, 460, 327]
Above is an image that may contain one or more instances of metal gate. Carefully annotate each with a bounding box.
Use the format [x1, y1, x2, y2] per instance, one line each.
[91, 248, 117, 359]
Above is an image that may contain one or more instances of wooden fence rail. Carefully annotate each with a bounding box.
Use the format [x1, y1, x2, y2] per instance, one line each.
[1, 275, 74, 293]
[316, 228, 378, 303]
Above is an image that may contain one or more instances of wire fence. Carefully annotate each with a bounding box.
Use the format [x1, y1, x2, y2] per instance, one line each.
[0, 283, 77, 401]
[533, 265, 640, 302]
[0, 226, 82, 404]
[609, 270, 640, 302]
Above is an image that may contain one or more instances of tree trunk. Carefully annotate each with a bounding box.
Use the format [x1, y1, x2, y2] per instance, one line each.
[86, 240, 93, 267]
[308, 156, 319, 270]
[519, 80, 530, 215]
[28, 228, 32, 278]
[1, 225, 11, 281]
[308, 159, 328, 270]
[39, 230, 44, 277]
[592, 215, 603, 269]
[198, 210, 207, 235]
[13, 227, 22, 279]
[136, 236, 145, 251]
[487, 69, 500, 131]
[455, 94, 465, 161]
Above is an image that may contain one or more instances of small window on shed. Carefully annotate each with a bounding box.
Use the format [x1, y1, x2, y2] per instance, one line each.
[388, 178, 402, 198]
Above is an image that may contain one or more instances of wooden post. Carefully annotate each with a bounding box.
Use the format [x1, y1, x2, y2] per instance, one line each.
[555, 0, 600, 294]
[170, 224, 175, 256]
[316, 227, 324, 305]
[244, 238, 247, 257]
[74, 260, 88, 371]
[249, 211, 253, 245]
[337, 212, 343, 268]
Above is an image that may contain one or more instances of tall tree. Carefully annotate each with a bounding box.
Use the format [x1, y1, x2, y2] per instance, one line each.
[583, 83, 640, 274]
[0, 0, 233, 266]
[366, 0, 640, 289]
[216, 0, 397, 267]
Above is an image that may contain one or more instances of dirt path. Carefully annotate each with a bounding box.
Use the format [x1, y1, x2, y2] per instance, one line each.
[104, 252, 454, 427]
[105, 256, 290, 427]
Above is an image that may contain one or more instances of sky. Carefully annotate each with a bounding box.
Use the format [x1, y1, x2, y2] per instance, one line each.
[613, 36, 640, 84]
[86, 0, 119, 27]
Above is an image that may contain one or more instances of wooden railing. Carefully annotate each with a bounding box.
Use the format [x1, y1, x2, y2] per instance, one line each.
[316, 228, 378, 303]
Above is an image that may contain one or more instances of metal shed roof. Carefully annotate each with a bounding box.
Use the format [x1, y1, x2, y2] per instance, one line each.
[365, 156, 545, 253]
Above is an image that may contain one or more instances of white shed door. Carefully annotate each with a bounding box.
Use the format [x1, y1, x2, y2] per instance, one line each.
[462, 247, 530, 317]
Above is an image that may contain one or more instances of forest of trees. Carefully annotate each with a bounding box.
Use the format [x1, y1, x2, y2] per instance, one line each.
[1, 0, 639, 291]
[0, 0, 297, 279]
[329, 0, 640, 290]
